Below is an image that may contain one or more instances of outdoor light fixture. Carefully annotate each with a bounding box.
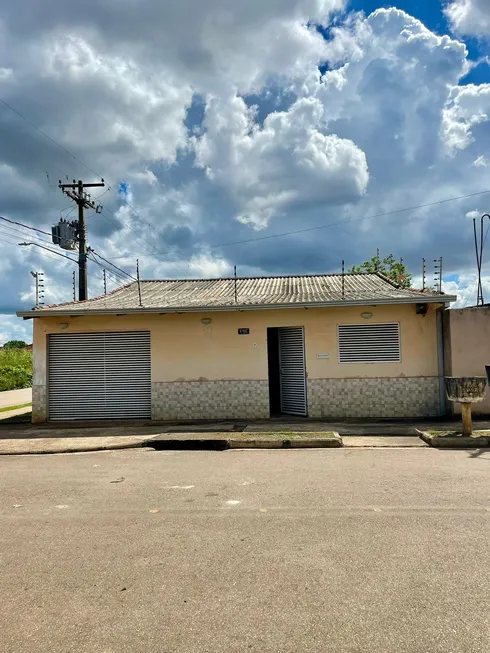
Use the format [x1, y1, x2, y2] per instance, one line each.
[200, 317, 212, 326]
[59, 323, 69, 329]
[360, 312, 373, 319]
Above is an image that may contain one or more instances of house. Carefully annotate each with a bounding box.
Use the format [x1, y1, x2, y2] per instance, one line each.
[17, 273, 456, 423]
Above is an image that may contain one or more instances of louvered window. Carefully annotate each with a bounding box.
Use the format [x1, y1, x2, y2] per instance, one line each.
[338, 323, 401, 364]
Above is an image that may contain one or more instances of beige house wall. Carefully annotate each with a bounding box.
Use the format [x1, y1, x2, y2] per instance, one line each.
[32, 302, 442, 422]
[444, 308, 490, 415]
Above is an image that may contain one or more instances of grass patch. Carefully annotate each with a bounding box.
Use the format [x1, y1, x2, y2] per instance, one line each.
[0, 402, 32, 413]
[232, 431, 336, 440]
[426, 430, 490, 438]
[426, 430, 460, 437]
[0, 348, 32, 391]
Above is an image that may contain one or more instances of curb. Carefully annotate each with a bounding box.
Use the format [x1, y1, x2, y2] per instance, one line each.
[0, 433, 344, 455]
[418, 430, 490, 449]
[147, 432, 344, 450]
[0, 438, 343, 455]
[0, 438, 153, 456]
[229, 437, 343, 449]
[2, 431, 446, 454]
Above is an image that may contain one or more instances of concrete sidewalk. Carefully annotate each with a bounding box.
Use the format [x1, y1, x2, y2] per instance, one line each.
[2, 416, 489, 438]
[0, 415, 484, 454]
[0, 431, 344, 455]
[0, 388, 32, 409]
[0, 435, 152, 455]
[0, 434, 430, 455]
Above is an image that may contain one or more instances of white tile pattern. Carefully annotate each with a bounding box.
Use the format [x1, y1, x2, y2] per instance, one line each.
[307, 377, 440, 418]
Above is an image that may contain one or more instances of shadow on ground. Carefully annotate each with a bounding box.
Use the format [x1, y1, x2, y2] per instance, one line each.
[2, 413, 490, 441]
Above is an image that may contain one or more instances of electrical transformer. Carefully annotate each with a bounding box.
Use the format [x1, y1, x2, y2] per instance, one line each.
[52, 219, 78, 250]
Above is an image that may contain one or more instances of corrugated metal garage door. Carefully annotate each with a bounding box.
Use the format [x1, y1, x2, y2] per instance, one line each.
[48, 331, 151, 420]
[278, 326, 307, 416]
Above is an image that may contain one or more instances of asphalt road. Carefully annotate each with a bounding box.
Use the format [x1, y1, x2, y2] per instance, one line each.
[1, 448, 490, 653]
[0, 388, 32, 409]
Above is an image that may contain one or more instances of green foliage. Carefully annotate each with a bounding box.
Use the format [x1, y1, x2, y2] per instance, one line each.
[349, 252, 412, 289]
[0, 348, 32, 391]
[3, 340, 28, 349]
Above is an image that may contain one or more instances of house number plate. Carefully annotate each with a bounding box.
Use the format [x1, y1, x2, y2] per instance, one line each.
[238, 328, 250, 335]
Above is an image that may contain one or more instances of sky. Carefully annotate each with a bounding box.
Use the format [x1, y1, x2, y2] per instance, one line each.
[1, 0, 490, 344]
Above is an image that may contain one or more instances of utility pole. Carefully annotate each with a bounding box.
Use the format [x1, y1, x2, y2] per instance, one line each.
[30, 271, 44, 308]
[58, 179, 104, 301]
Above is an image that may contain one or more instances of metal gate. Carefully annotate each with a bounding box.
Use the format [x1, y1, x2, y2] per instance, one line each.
[48, 331, 151, 420]
[278, 326, 307, 416]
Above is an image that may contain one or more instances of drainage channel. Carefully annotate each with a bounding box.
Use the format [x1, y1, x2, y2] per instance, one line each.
[147, 439, 230, 451]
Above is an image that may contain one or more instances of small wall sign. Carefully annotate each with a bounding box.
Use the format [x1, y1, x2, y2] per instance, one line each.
[238, 328, 250, 335]
[316, 353, 329, 359]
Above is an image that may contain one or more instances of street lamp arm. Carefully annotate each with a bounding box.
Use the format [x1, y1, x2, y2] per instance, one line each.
[19, 242, 78, 264]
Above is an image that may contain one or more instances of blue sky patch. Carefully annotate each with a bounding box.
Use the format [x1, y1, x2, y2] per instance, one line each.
[118, 181, 129, 198]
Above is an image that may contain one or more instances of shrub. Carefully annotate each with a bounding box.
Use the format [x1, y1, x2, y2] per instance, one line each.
[3, 340, 28, 349]
[0, 348, 33, 391]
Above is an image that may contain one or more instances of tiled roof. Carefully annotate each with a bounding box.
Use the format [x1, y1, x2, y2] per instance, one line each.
[18, 273, 456, 317]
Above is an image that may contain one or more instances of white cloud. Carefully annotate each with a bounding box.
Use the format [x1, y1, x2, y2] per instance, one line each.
[0, 315, 32, 346]
[442, 273, 490, 308]
[188, 254, 231, 278]
[445, 0, 490, 38]
[473, 155, 488, 167]
[36, 33, 193, 169]
[194, 94, 369, 229]
[442, 84, 490, 152]
[313, 9, 468, 159]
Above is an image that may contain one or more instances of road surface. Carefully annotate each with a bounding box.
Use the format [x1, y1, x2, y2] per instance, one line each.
[1, 447, 490, 652]
[0, 388, 32, 409]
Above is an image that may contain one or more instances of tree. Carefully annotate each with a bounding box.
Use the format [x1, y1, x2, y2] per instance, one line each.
[349, 252, 412, 289]
[3, 340, 28, 350]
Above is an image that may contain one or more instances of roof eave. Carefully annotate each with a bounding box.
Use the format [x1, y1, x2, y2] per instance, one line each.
[16, 295, 457, 319]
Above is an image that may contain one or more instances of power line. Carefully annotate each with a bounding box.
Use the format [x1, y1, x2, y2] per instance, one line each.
[0, 215, 54, 239]
[108, 186, 490, 261]
[0, 214, 133, 288]
[98, 207, 193, 276]
[98, 209, 165, 259]
[0, 222, 129, 287]
[90, 249, 136, 281]
[88, 253, 131, 283]
[4, 95, 490, 273]
[0, 232, 81, 271]
[94, 188, 111, 201]
[0, 235, 102, 302]
[90, 257, 128, 286]
[0, 97, 100, 180]
[0, 97, 191, 262]
[0, 233, 26, 248]
[0, 223, 54, 245]
[87, 253, 129, 285]
[0, 215, 77, 249]
[19, 241, 78, 263]
[189, 189, 490, 252]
